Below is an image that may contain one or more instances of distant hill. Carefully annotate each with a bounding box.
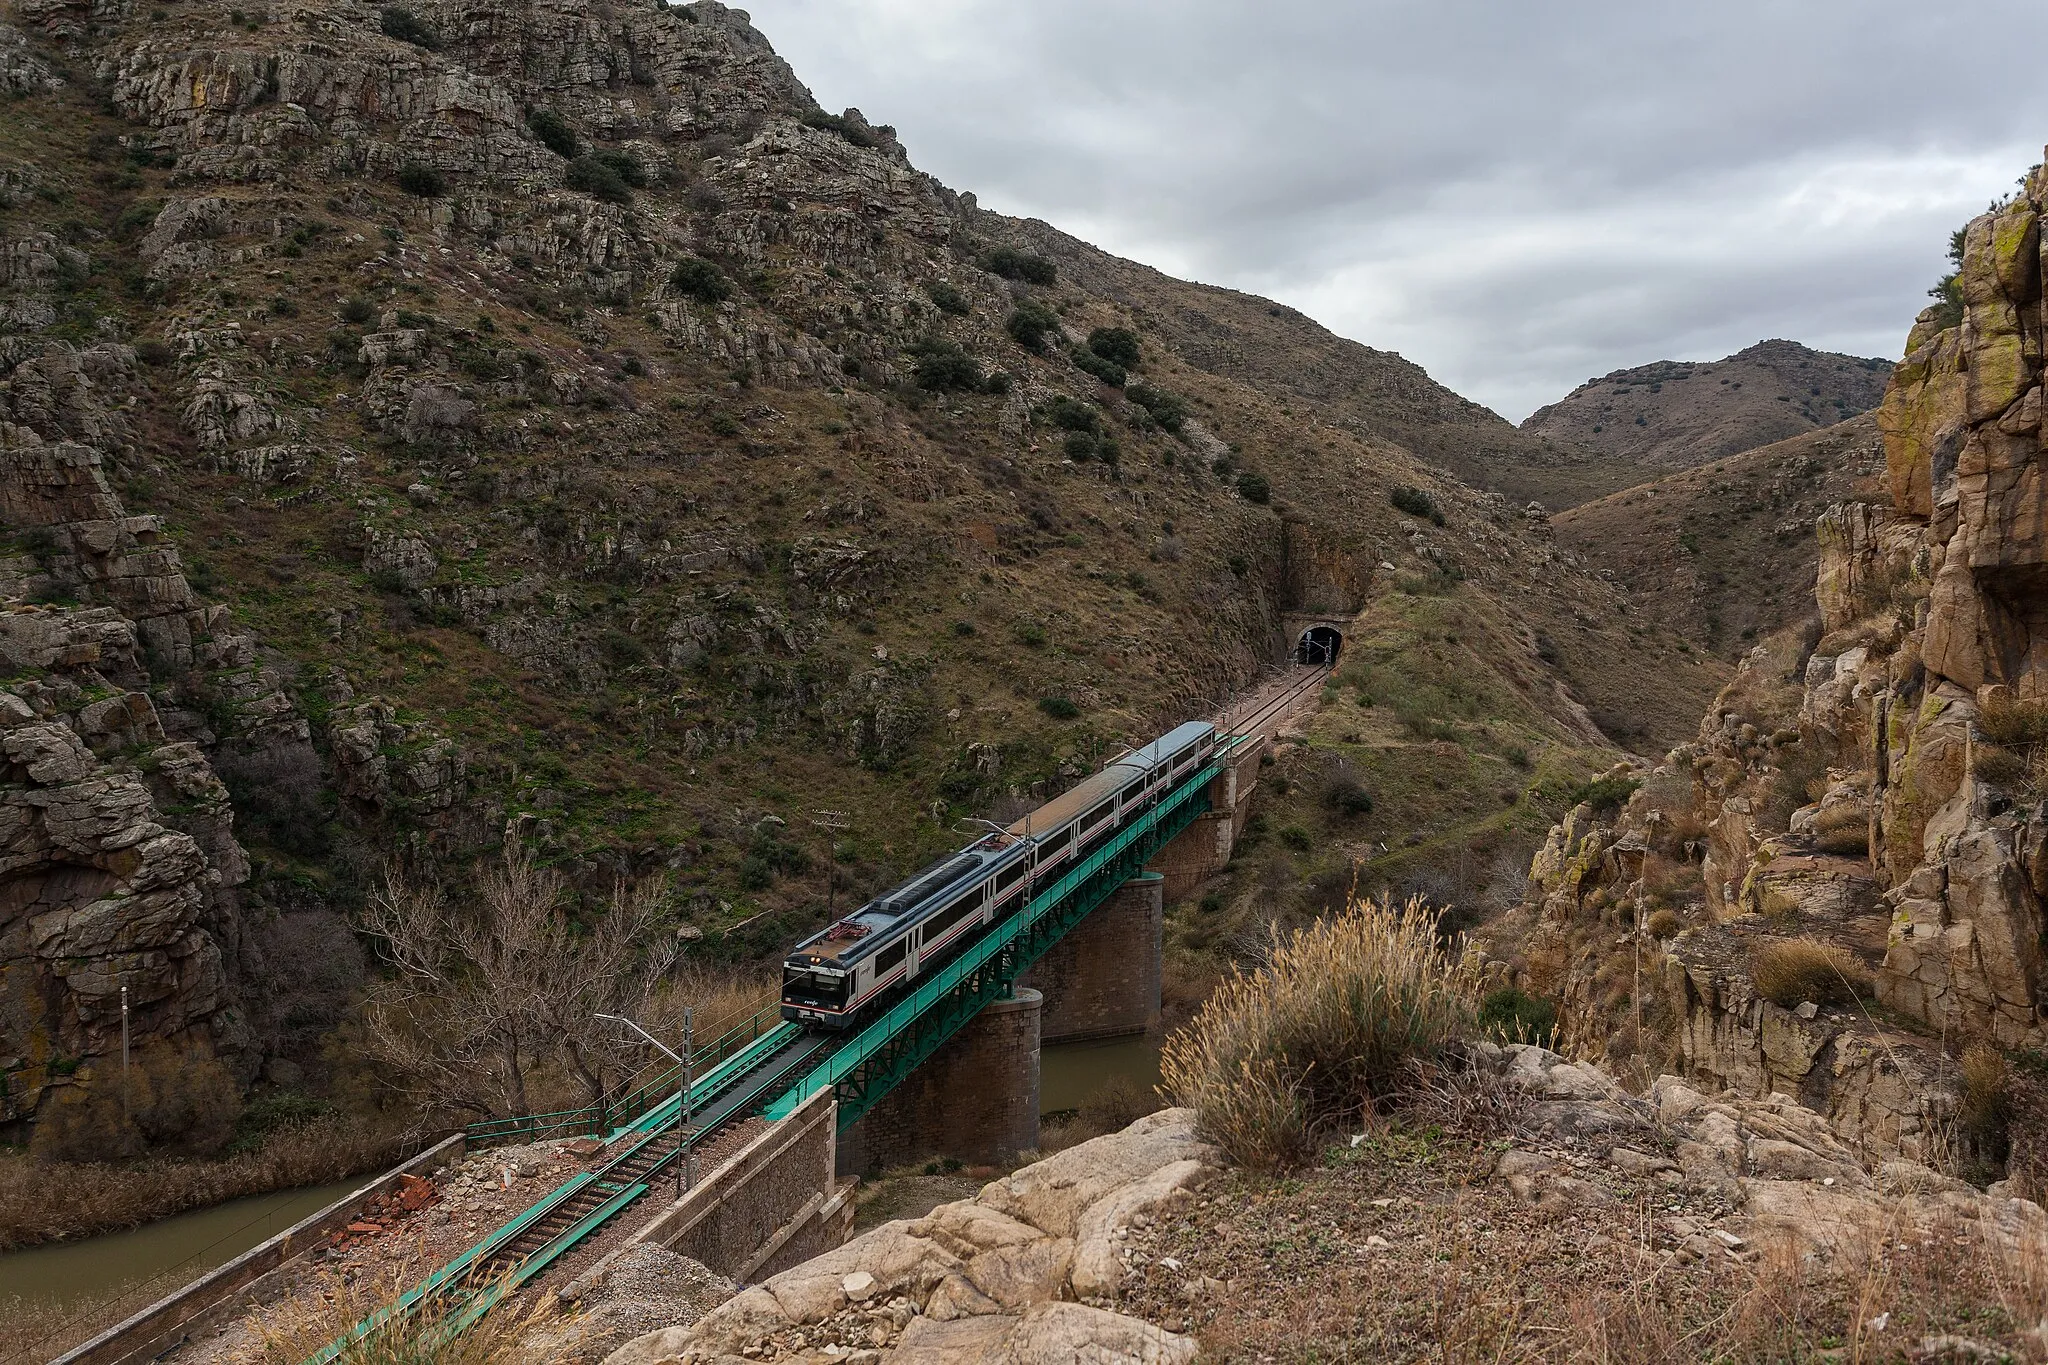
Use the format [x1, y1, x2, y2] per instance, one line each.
[1553, 412, 1887, 742]
[1521, 340, 1892, 473]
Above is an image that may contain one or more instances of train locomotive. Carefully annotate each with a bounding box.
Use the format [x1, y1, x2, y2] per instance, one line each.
[780, 720, 1219, 1028]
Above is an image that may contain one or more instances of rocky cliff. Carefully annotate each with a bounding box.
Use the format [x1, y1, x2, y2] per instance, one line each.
[1498, 157, 2048, 1166]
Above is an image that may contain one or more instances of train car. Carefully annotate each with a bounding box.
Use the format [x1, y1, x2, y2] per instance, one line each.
[780, 720, 1221, 1030]
[780, 833, 1031, 1028]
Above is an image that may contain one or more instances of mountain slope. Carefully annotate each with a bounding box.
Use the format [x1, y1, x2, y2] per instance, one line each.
[1521, 339, 1890, 472]
[0, 0, 1710, 1134]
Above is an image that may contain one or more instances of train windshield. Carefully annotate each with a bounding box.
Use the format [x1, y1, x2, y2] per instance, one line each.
[782, 965, 849, 1007]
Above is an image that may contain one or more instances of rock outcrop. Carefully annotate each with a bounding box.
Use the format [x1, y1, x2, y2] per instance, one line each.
[604, 1109, 1215, 1365]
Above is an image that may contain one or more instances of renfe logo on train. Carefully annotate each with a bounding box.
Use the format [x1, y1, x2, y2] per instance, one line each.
[780, 721, 1219, 1027]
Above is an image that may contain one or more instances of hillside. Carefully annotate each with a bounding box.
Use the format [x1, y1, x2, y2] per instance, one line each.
[1521, 339, 1890, 472]
[1553, 413, 1886, 697]
[0, 0, 1715, 1150]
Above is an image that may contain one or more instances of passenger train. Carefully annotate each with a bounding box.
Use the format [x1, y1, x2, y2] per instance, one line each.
[780, 720, 1219, 1028]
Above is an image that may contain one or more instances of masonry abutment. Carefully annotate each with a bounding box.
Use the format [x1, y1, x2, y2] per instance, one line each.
[1021, 873, 1163, 1044]
[834, 988, 1041, 1177]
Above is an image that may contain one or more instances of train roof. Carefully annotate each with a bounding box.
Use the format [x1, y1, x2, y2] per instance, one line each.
[786, 833, 1028, 967]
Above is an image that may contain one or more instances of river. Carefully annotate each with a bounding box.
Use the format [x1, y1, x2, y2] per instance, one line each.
[0, 1178, 361, 1320]
[1040, 1033, 1163, 1114]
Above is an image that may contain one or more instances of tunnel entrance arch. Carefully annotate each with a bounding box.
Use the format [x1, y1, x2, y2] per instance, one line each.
[1296, 625, 1343, 666]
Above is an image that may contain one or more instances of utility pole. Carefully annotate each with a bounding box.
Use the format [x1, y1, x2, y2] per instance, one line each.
[596, 1009, 694, 1200]
[810, 810, 849, 914]
[120, 984, 130, 1123]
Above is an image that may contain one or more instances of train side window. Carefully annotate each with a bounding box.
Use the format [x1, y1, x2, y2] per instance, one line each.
[996, 864, 1025, 893]
[1084, 800, 1115, 829]
[1042, 828, 1072, 855]
[877, 940, 907, 973]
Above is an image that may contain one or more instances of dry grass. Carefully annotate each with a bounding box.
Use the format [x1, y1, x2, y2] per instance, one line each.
[1161, 894, 1480, 1169]
[1979, 695, 2048, 751]
[252, 1257, 541, 1365]
[0, 1116, 409, 1253]
[1750, 937, 1872, 1009]
[1960, 1042, 2011, 1152]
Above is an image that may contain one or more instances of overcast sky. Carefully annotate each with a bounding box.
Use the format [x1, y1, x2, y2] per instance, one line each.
[738, 0, 2045, 421]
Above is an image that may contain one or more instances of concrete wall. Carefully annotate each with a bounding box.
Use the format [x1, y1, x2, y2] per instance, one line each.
[53, 1134, 466, 1365]
[1022, 875, 1161, 1044]
[623, 1087, 852, 1282]
[836, 988, 1041, 1177]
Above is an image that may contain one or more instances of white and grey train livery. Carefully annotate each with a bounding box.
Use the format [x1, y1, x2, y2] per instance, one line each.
[780, 720, 1220, 1028]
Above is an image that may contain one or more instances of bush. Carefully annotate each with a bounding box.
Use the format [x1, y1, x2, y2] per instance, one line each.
[670, 256, 733, 304]
[1042, 395, 1099, 434]
[1063, 431, 1099, 461]
[1069, 346, 1125, 387]
[924, 280, 970, 315]
[980, 371, 1012, 395]
[1037, 695, 1080, 720]
[1645, 909, 1682, 938]
[1390, 484, 1445, 525]
[1005, 299, 1060, 351]
[984, 246, 1056, 285]
[1980, 696, 2048, 751]
[339, 296, 375, 324]
[1277, 823, 1312, 851]
[1568, 773, 1640, 814]
[1161, 894, 1480, 1168]
[1811, 804, 1869, 856]
[908, 337, 983, 392]
[801, 108, 875, 148]
[1126, 383, 1188, 434]
[379, 5, 440, 49]
[1751, 938, 1872, 1008]
[525, 108, 579, 159]
[566, 152, 640, 204]
[1087, 326, 1140, 369]
[395, 162, 446, 198]
[1236, 472, 1271, 505]
[1960, 1042, 2010, 1151]
[1324, 774, 1374, 817]
[1476, 987, 1556, 1046]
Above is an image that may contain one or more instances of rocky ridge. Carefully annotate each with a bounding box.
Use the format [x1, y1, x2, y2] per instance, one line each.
[598, 1045, 2048, 1362]
[1522, 339, 1891, 475]
[1499, 152, 2048, 1174]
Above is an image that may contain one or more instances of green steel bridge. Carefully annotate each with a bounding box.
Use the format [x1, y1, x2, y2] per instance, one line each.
[307, 667, 1323, 1361]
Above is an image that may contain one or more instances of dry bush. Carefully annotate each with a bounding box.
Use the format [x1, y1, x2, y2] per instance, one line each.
[255, 1257, 538, 1365]
[1160, 893, 1479, 1169]
[1751, 937, 1872, 1008]
[1645, 908, 1682, 939]
[1980, 695, 2048, 751]
[1960, 1042, 2011, 1152]
[0, 1115, 407, 1252]
[1811, 803, 1871, 856]
[1975, 743, 2033, 793]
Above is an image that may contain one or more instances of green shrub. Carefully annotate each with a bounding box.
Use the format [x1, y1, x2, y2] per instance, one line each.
[980, 371, 1012, 395]
[1070, 346, 1125, 387]
[670, 256, 733, 304]
[984, 246, 1056, 285]
[566, 151, 643, 204]
[801, 108, 875, 148]
[1236, 472, 1271, 505]
[1277, 823, 1312, 852]
[339, 296, 375, 324]
[1324, 774, 1373, 817]
[1005, 300, 1060, 351]
[1390, 484, 1445, 525]
[395, 162, 446, 198]
[1161, 894, 1480, 1169]
[1751, 937, 1871, 1007]
[1063, 431, 1099, 461]
[1038, 696, 1080, 720]
[1477, 987, 1556, 1046]
[526, 108, 579, 159]
[1087, 326, 1140, 369]
[909, 337, 982, 392]
[379, 6, 440, 49]
[1042, 395, 1099, 434]
[1568, 773, 1640, 814]
[924, 280, 970, 315]
[1125, 383, 1187, 434]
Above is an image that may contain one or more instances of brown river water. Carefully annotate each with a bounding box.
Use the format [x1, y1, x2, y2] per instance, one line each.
[0, 1034, 1161, 1335]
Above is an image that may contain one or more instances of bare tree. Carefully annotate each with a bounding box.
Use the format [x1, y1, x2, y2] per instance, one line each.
[357, 846, 682, 1122]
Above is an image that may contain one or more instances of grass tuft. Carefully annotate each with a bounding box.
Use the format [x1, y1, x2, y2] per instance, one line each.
[1161, 893, 1479, 1169]
[1750, 936, 1871, 1008]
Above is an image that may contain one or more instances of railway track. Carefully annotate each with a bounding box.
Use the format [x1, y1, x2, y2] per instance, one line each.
[1219, 663, 1332, 744]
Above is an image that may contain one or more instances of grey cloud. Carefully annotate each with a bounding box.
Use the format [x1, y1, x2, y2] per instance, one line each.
[740, 0, 2046, 419]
